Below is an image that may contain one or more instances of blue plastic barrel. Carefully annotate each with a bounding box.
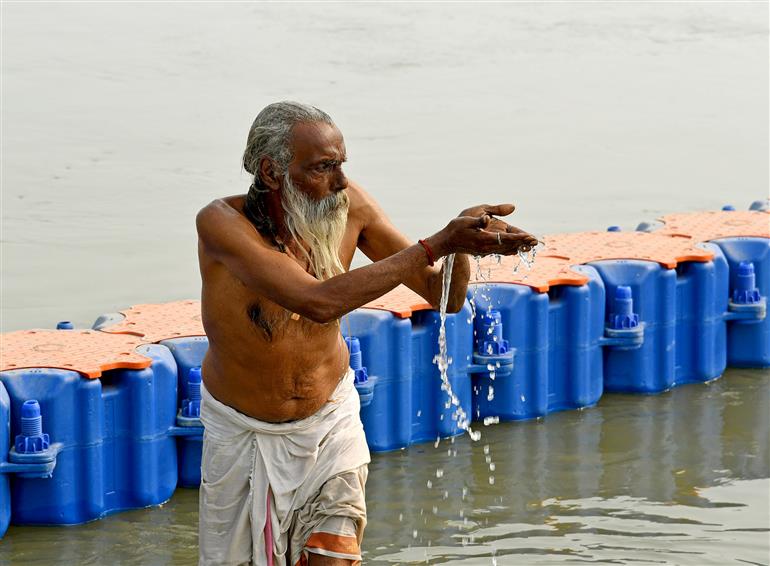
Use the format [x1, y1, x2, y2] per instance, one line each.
[344, 310, 413, 451]
[469, 283, 549, 420]
[408, 305, 474, 444]
[715, 237, 770, 367]
[469, 264, 605, 421]
[0, 344, 178, 525]
[673, 243, 729, 384]
[159, 336, 208, 488]
[344, 303, 475, 452]
[591, 260, 676, 393]
[0, 381, 10, 537]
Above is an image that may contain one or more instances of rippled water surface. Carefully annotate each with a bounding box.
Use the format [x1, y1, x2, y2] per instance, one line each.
[1, 2, 768, 565]
[1, 369, 767, 565]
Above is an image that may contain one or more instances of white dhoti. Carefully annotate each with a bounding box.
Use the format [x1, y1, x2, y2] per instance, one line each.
[199, 369, 371, 566]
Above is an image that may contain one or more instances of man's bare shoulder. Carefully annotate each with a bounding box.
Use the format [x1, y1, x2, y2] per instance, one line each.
[196, 194, 273, 254]
[345, 180, 385, 228]
[197, 195, 246, 223]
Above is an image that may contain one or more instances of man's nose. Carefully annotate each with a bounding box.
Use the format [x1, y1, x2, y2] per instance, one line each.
[334, 168, 348, 191]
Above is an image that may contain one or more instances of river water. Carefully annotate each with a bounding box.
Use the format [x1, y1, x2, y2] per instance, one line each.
[1, 369, 767, 565]
[1, 2, 768, 565]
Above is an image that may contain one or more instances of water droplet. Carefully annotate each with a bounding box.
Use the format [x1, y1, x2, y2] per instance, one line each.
[426, 480, 433, 489]
[436, 468, 444, 478]
[489, 476, 495, 485]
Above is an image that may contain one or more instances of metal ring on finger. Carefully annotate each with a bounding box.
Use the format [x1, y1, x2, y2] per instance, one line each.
[497, 232, 502, 246]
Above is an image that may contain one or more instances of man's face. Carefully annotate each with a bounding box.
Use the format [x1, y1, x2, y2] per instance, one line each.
[285, 121, 348, 202]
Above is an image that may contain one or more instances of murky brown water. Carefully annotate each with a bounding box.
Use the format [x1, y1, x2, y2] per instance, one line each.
[1, 369, 767, 565]
[2, 2, 768, 565]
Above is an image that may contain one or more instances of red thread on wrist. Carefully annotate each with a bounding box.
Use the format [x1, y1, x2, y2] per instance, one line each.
[418, 239, 436, 266]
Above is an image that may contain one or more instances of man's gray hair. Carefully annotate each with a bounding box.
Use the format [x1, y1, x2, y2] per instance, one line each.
[243, 101, 335, 185]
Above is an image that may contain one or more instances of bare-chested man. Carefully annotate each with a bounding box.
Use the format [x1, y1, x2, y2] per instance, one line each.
[195, 102, 538, 566]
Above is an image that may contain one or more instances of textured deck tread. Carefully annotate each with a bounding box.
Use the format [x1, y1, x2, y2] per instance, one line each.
[542, 231, 714, 269]
[470, 255, 588, 293]
[362, 285, 432, 318]
[99, 300, 205, 342]
[658, 210, 770, 241]
[0, 330, 150, 378]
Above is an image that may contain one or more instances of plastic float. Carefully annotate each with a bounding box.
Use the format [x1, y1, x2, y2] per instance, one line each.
[93, 300, 208, 488]
[468, 258, 606, 421]
[0, 202, 767, 536]
[347, 286, 478, 451]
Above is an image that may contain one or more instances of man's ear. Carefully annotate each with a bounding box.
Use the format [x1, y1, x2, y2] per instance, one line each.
[258, 157, 281, 191]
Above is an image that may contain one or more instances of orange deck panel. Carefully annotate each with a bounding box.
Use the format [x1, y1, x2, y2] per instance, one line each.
[99, 300, 206, 343]
[0, 330, 150, 378]
[362, 285, 433, 319]
[541, 231, 714, 269]
[470, 254, 589, 293]
[658, 210, 770, 242]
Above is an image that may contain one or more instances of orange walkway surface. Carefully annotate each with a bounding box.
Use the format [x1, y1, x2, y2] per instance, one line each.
[541, 231, 714, 269]
[471, 255, 588, 293]
[98, 300, 205, 343]
[0, 330, 150, 378]
[658, 210, 770, 242]
[362, 285, 432, 318]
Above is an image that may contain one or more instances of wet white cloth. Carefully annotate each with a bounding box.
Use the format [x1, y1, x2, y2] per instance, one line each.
[198, 369, 370, 566]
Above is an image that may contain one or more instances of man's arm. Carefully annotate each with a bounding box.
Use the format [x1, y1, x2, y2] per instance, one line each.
[196, 191, 537, 323]
[351, 182, 536, 313]
[197, 198, 437, 323]
[350, 182, 470, 312]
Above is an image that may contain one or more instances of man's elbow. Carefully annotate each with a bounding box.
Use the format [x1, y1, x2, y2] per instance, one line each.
[446, 297, 466, 314]
[299, 295, 342, 325]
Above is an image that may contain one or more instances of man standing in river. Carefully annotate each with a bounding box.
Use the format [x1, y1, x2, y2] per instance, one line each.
[195, 101, 538, 566]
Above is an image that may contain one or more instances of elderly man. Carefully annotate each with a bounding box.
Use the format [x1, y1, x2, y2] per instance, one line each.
[195, 101, 537, 566]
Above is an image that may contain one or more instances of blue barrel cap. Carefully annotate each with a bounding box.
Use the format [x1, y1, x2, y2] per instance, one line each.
[732, 261, 762, 305]
[749, 199, 769, 212]
[345, 336, 361, 355]
[56, 321, 74, 330]
[615, 286, 632, 300]
[475, 309, 509, 356]
[16, 399, 51, 454]
[607, 226, 621, 232]
[722, 205, 736, 211]
[182, 367, 203, 418]
[610, 286, 640, 330]
[188, 367, 202, 383]
[344, 337, 368, 383]
[21, 399, 41, 420]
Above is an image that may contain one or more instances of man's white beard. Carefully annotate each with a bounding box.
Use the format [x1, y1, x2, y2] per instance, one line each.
[281, 173, 349, 281]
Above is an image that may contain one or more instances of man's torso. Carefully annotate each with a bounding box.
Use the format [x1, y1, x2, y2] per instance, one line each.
[198, 190, 369, 423]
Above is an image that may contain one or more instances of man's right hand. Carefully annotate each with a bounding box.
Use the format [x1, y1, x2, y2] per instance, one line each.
[428, 204, 539, 258]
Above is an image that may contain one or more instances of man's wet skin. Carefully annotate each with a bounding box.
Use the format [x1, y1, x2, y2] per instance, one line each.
[196, 121, 538, 423]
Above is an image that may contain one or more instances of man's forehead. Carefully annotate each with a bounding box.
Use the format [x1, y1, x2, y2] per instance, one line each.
[291, 121, 346, 161]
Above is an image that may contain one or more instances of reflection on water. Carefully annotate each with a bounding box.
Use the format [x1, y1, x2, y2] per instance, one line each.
[364, 368, 770, 565]
[1, 369, 767, 565]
